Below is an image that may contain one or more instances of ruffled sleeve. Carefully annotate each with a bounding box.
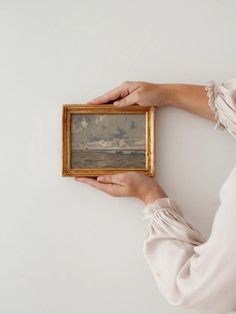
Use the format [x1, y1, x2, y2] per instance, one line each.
[205, 79, 236, 139]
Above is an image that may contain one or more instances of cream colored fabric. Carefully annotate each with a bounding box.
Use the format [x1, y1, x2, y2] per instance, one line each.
[206, 79, 236, 139]
[143, 79, 236, 314]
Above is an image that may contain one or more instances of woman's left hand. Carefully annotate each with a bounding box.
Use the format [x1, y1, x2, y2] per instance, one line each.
[75, 172, 167, 204]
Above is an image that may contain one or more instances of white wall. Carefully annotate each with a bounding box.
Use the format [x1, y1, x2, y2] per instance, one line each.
[1, 1, 236, 313]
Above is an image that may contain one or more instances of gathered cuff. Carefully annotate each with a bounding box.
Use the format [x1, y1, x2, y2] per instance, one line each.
[143, 198, 182, 218]
[205, 80, 225, 130]
[143, 198, 204, 245]
[143, 197, 194, 229]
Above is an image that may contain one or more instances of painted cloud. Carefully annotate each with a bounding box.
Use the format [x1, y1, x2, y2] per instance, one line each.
[71, 113, 146, 150]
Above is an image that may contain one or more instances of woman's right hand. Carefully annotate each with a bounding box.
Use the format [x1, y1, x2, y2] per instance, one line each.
[87, 81, 172, 108]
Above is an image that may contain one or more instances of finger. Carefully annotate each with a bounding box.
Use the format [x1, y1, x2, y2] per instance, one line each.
[75, 177, 124, 197]
[75, 177, 113, 194]
[113, 92, 138, 107]
[97, 173, 125, 185]
[87, 84, 128, 105]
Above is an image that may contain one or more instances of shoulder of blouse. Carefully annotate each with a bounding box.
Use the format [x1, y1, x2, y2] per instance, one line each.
[205, 79, 236, 139]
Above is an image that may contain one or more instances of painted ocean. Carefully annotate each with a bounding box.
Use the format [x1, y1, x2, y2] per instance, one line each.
[71, 149, 146, 168]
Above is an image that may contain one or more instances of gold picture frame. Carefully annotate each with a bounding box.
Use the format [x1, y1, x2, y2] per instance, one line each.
[62, 104, 155, 177]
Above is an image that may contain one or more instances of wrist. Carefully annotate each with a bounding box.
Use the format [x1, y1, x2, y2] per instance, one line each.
[140, 187, 167, 205]
[160, 84, 182, 107]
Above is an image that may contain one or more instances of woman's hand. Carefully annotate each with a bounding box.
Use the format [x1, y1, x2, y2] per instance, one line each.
[75, 172, 167, 204]
[87, 80, 215, 121]
[87, 81, 172, 108]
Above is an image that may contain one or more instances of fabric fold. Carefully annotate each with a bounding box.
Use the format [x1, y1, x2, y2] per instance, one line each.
[143, 198, 205, 246]
[205, 79, 236, 138]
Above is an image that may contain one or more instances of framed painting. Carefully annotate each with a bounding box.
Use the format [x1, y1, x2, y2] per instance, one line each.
[62, 104, 155, 177]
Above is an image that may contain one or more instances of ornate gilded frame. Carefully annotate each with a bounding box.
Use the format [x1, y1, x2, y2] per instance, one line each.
[62, 104, 155, 177]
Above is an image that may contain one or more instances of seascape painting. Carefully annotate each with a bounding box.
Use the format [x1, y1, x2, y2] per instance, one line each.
[71, 113, 146, 169]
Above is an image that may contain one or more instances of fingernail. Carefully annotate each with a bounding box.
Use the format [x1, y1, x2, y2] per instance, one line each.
[97, 176, 103, 181]
[113, 101, 120, 106]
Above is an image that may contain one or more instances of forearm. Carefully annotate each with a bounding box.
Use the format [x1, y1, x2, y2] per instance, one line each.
[161, 84, 216, 122]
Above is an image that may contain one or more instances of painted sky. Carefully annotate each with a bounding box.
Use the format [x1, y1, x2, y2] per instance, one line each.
[71, 113, 146, 150]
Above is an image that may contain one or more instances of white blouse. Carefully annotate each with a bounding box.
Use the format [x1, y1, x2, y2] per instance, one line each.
[143, 79, 236, 314]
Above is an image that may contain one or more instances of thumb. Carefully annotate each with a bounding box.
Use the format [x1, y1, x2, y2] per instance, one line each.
[113, 93, 138, 107]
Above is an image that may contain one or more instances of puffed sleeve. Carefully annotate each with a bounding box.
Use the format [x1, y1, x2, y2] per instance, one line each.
[143, 79, 236, 314]
[143, 169, 236, 314]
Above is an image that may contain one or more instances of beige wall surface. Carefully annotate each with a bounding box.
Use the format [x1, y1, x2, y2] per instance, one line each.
[0, 0, 236, 313]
